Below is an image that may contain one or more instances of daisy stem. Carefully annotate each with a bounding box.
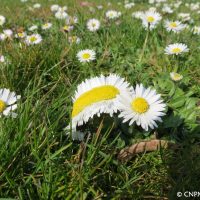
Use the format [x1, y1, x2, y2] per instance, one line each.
[139, 27, 149, 63]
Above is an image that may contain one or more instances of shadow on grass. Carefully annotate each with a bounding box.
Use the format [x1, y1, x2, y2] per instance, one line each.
[164, 126, 200, 200]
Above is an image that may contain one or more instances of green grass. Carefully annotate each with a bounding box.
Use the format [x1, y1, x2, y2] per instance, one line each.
[0, 0, 200, 199]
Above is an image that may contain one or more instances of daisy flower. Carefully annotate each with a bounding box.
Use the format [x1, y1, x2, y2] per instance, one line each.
[77, 49, 96, 63]
[71, 74, 132, 127]
[66, 16, 78, 25]
[193, 26, 200, 35]
[0, 88, 21, 118]
[68, 36, 80, 44]
[164, 20, 186, 33]
[87, 19, 101, 32]
[170, 72, 183, 82]
[0, 15, 6, 26]
[62, 25, 74, 33]
[28, 25, 38, 31]
[3, 29, 13, 38]
[125, 3, 135, 9]
[42, 22, 52, 30]
[50, 4, 60, 12]
[117, 84, 166, 131]
[162, 6, 173, 14]
[25, 34, 42, 45]
[0, 55, 5, 63]
[165, 43, 189, 55]
[178, 13, 191, 22]
[105, 10, 121, 20]
[55, 10, 68, 19]
[141, 10, 162, 30]
[132, 11, 143, 19]
[15, 31, 27, 39]
[33, 3, 41, 9]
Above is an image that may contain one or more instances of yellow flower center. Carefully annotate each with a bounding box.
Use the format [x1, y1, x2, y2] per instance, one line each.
[82, 53, 91, 59]
[131, 97, 149, 114]
[63, 26, 69, 31]
[18, 33, 24, 37]
[72, 85, 119, 117]
[170, 22, 177, 28]
[30, 36, 37, 42]
[172, 48, 181, 53]
[92, 23, 96, 27]
[172, 73, 182, 81]
[147, 16, 155, 23]
[0, 100, 6, 113]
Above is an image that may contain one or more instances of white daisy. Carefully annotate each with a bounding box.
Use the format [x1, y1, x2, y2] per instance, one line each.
[3, 29, 13, 38]
[170, 72, 183, 82]
[162, 6, 173, 14]
[117, 84, 166, 131]
[87, 19, 101, 32]
[25, 34, 42, 45]
[41, 22, 52, 30]
[28, 25, 38, 31]
[71, 74, 132, 127]
[58, 6, 67, 12]
[50, 4, 60, 12]
[66, 16, 78, 25]
[193, 26, 200, 35]
[164, 20, 186, 33]
[15, 31, 27, 39]
[178, 13, 191, 22]
[165, 43, 189, 55]
[141, 10, 162, 30]
[55, 10, 68, 19]
[63, 25, 74, 32]
[0, 15, 6, 26]
[105, 10, 121, 20]
[0, 55, 5, 63]
[77, 49, 96, 63]
[68, 36, 80, 44]
[0, 33, 6, 41]
[132, 11, 143, 19]
[33, 3, 41, 9]
[0, 88, 21, 118]
[125, 3, 135, 9]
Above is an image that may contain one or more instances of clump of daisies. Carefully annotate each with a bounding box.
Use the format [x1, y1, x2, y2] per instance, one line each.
[68, 74, 167, 140]
[25, 34, 42, 45]
[87, 19, 101, 32]
[165, 43, 189, 55]
[77, 49, 96, 63]
[164, 20, 186, 33]
[141, 10, 162, 30]
[105, 10, 121, 20]
[0, 88, 21, 118]
[0, 15, 6, 26]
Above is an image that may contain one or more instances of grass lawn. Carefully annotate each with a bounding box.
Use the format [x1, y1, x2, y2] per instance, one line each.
[0, 0, 200, 199]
